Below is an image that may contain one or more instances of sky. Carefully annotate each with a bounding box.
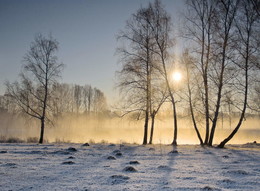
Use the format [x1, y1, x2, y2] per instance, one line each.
[0, 0, 184, 104]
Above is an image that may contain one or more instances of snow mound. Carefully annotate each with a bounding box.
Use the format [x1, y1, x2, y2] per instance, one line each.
[202, 186, 221, 191]
[123, 166, 137, 172]
[3, 163, 17, 167]
[168, 150, 179, 155]
[67, 147, 77, 152]
[219, 178, 236, 185]
[129, 160, 140, 164]
[82, 143, 90, 147]
[107, 156, 116, 160]
[112, 149, 121, 153]
[62, 161, 75, 165]
[115, 152, 122, 157]
[109, 175, 130, 184]
[158, 165, 172, 171]
[227, 170, 249, 175]
[52, 150, 70, 155]
[222, 155, 229, 158]
[112, 150, 122, 157]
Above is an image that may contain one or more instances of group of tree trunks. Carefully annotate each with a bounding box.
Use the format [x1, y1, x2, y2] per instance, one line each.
[117, 0, 259, 147]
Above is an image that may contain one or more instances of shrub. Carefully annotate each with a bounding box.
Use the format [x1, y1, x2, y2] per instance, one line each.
[7, 137, 25, 143]
[27, 137, 38, 143]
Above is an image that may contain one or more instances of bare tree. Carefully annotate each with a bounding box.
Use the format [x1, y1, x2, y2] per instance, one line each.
[51, 83, 106, 115]
[218, 0, 259, 147]
[117, 4, 155, 145]
[208, 0, 240, 146]
[183, 0, 260, 147]
[117, 0, 176, 145]
[74, 85, 83, 114]
[250, 0, 260, 16]
[147, 0, 177, 145]
[148, 86, 168, 144]
[92, 88, 107, 114]
[6, 34, 64, 144]
[183, 0, 241, 146]
[183, 0, 216, 145]
[182, 50, 204, 145]
[83, 85, 93, 113]
[52, 83, 74, 115]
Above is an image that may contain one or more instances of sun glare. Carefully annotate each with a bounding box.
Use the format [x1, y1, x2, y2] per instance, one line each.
[172, 71, 182, 82]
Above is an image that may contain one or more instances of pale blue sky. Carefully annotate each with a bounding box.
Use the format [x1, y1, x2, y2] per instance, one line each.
[0, 0, 184, 103]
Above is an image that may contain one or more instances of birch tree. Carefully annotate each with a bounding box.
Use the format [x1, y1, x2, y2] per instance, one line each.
[6, 34, 64, 144]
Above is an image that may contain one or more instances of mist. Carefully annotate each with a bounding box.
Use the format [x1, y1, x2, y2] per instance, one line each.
[1, 112, 259, 145]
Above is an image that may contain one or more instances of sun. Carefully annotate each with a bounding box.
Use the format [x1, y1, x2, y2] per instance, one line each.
[172, 71, 182, 82]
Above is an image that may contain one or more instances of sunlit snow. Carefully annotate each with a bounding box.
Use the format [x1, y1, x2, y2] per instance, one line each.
[0, 143, 259, 190]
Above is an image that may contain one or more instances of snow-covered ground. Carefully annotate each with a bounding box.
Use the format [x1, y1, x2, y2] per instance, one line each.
[0, 143, 259, 191]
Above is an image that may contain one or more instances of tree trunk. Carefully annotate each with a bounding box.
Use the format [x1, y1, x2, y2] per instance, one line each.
[208, 40, 226, 146]
[142, 35, 151, 145]
[39, 69, 48, 144]
[161, 57, 178, 146]
[149, 113, 155, 144]
[189, 95, 203, 145]
[218, 113, 245, 148]
[39, 117, 45, 144]
[142, 110, 149, 145]
[208, 63, 224, 146]
[218, 23, 250, 148]
[208, 0, 238, 146]
[185, 61, 204, 145]
[171, 98, 178, 146]
[204, 14, 212, 145]
[203, 76, 210, 145]
[200, 23, 210, 145]
[218, 75, 247, 148]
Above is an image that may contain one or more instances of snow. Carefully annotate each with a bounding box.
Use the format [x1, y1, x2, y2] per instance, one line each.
[0, 143, 259, 191]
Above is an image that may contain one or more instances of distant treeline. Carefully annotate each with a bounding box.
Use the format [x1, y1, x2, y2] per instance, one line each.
[0, 82, 107, 116]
